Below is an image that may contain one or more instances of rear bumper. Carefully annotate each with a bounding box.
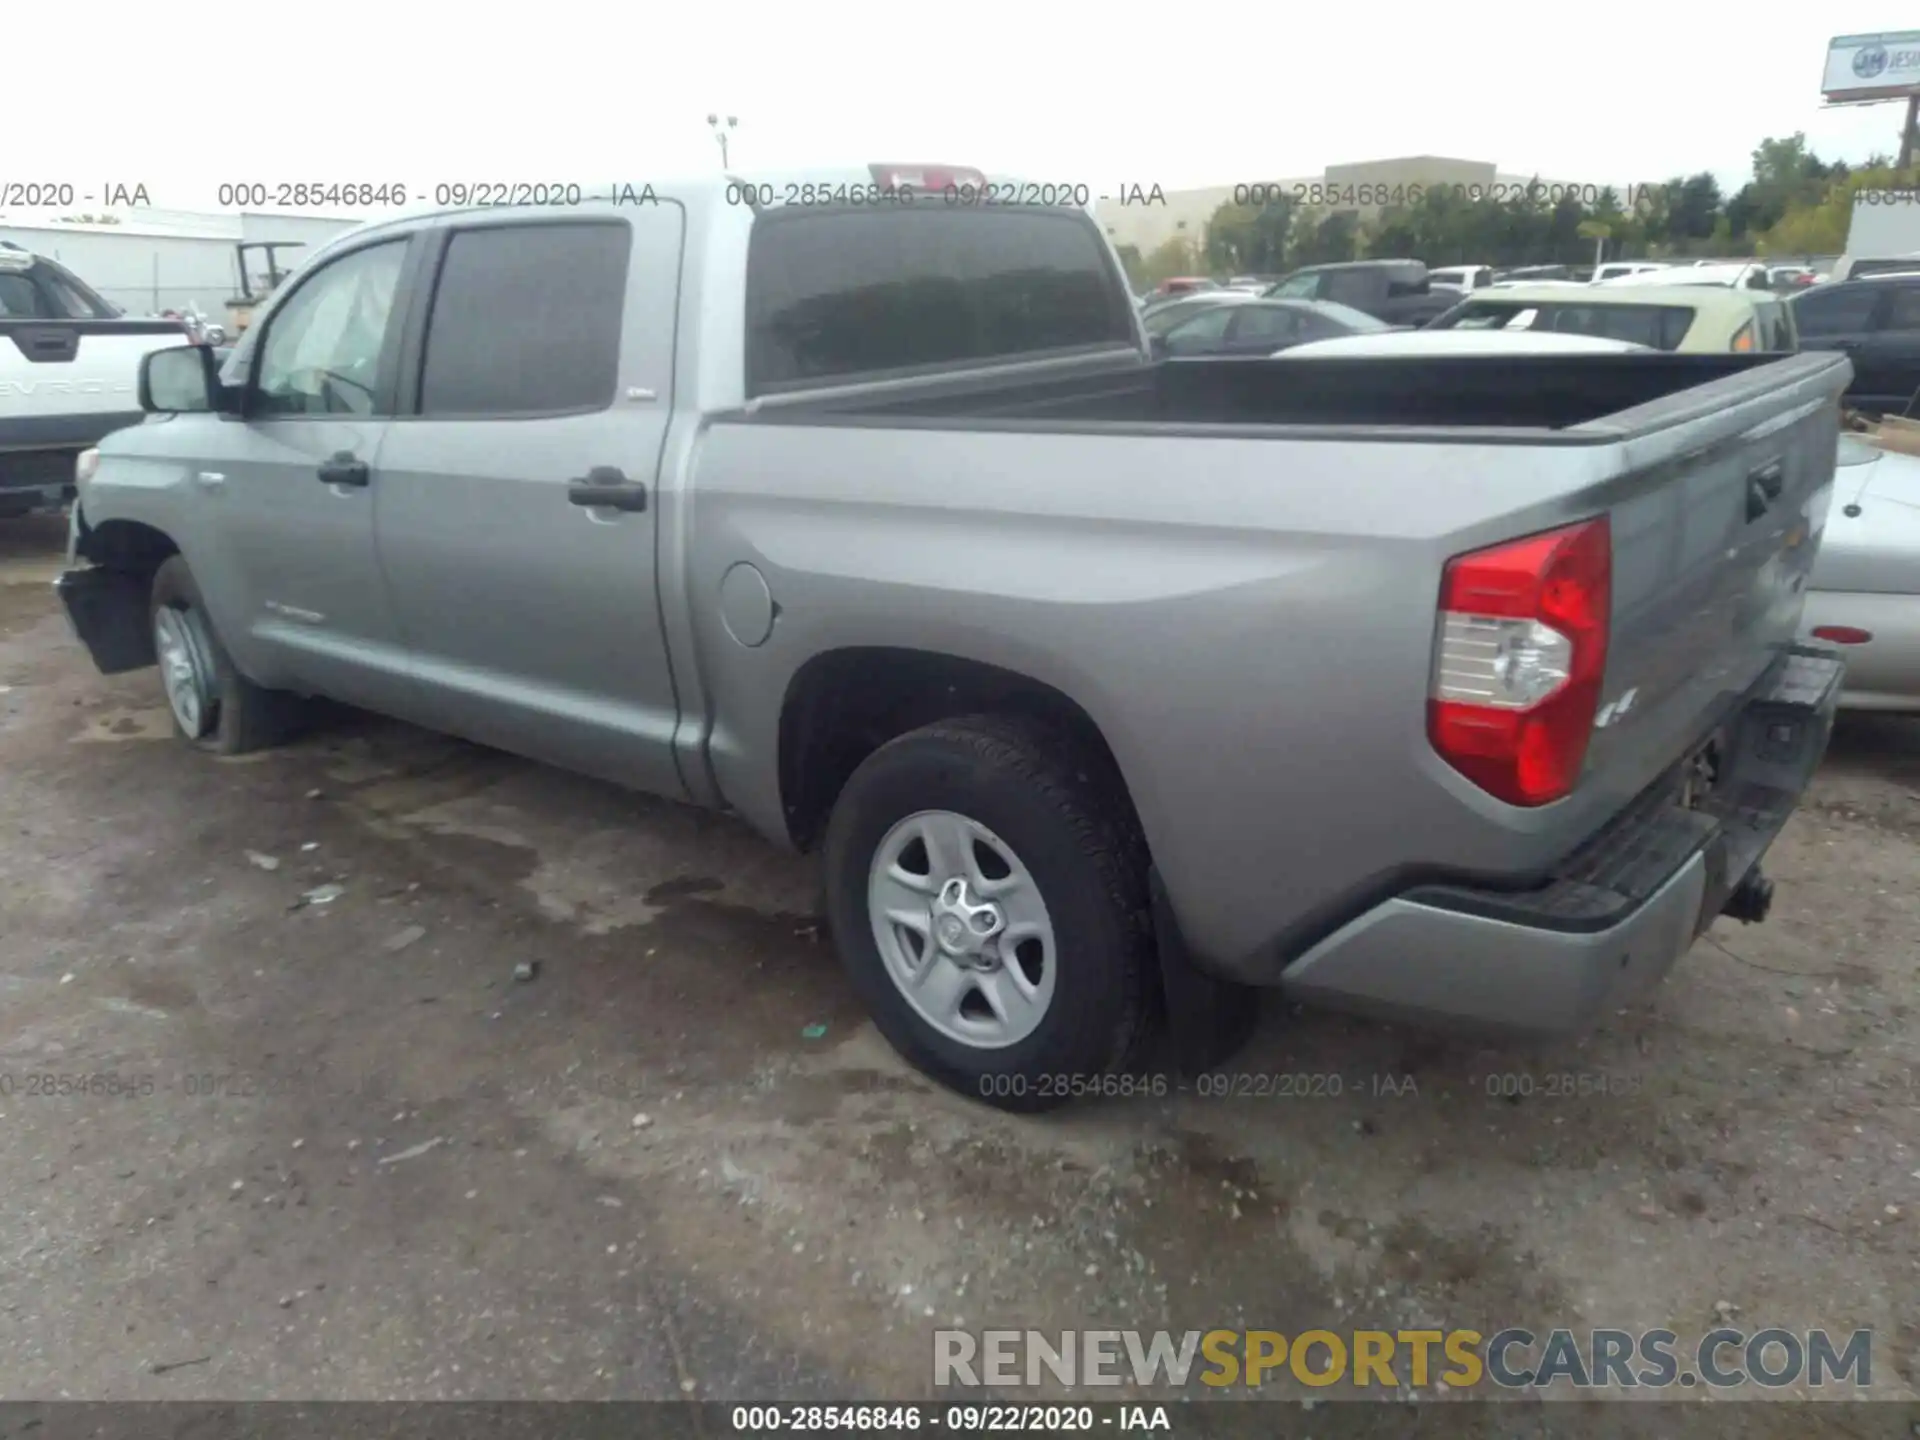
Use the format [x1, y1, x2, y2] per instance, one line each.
[1276, 645, 1844, 1036]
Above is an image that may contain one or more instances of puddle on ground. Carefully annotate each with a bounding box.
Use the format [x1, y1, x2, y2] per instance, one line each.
[72, 707, 173, 743]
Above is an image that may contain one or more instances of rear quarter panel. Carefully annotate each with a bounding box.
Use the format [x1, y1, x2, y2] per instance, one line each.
[685, 354, 1845, 972]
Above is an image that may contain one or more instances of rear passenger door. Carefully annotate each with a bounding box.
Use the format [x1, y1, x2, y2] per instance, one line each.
[372, 210, 690, 797]
[1794, 284, 1886, 403]
[1852, 282, 1920, 413]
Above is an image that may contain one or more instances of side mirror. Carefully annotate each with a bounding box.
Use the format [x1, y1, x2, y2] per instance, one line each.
[1148, 334, 1169, 359]
[139, 344, 222, 414]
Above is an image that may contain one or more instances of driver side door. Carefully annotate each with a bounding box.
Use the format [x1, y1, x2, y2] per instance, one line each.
[193, 234, 418, 713]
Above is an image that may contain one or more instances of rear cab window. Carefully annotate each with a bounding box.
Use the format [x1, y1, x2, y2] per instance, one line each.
[0, 257, 118, 319]
[745, 206, 1133, 394]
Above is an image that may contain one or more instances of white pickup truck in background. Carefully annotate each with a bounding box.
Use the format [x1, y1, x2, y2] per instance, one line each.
[0, 242, 186, 517]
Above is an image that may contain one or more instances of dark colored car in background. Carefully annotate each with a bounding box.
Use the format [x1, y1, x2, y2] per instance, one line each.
[1154, 298, 1390, 357]
[1262, 260, 1460, 326]
[1793, 272, 1920, 415]
[1139, 291, 1252, 337]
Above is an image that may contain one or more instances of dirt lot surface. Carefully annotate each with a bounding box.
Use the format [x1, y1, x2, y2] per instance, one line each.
[1, 513, 1917, 1432]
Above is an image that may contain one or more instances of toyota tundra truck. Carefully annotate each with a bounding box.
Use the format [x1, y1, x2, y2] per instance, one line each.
[0, 242, 186, 517]
[51, 168, 1847, 1109]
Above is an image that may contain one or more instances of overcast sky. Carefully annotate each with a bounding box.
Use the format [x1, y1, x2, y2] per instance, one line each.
[8, 3, 1915, 216]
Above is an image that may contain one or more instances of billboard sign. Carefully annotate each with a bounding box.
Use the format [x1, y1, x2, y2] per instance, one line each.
[1824, 32, 1920, 102]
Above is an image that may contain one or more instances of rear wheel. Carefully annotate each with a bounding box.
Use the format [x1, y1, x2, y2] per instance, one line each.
[823, 715, 1158, 1111]
[149, 556, 302, 755]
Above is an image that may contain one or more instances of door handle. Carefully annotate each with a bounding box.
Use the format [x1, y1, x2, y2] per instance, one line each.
[1746, 460, 1785, 523]
[568, 465, 648, 512]
[317, 452, 370, 487]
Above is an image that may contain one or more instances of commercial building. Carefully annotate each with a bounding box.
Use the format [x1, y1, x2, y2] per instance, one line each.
[1093, 156, 1606, 261]
[0, 210, 360, 317]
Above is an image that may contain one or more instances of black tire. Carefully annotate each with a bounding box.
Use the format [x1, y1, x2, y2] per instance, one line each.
[149, 556, 302, 755]
[822, 714, 1160, 1112]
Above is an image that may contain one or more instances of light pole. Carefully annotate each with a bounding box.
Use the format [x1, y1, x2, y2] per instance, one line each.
[707, 114, 738, 169]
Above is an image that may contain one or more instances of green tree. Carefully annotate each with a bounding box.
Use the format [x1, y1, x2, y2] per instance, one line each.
[1204, 195, 1294, 274]
[1141, 235, 1199, 284]
[1760, 161, 1920, 257]
[1668, 173, 1725, 244]
[1289, 210, 1361, 266]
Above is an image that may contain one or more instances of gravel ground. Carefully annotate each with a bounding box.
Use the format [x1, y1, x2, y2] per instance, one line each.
[1, 512, 1916, 1429]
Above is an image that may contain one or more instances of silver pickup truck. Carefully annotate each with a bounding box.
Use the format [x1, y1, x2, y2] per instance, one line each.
[54, 169, 1848, 1110]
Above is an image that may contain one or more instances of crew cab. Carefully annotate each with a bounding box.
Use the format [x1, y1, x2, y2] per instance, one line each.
[0, 243, 187, 517]
[56, 170, 1847, 1110]
[1262, 259, 1461, 325]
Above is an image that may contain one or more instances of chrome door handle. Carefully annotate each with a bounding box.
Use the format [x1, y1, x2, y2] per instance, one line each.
[194, 471, 226, 489]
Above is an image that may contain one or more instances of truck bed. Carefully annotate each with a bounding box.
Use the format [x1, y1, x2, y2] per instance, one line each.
[752, 352, 1815, 435]
[704, 348, 1849, 970]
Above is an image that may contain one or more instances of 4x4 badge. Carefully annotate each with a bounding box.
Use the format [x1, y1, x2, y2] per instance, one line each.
[1594, 687, 1639, 728]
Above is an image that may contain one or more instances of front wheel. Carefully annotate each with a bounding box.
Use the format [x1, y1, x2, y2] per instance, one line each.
[149, 556, 303, 755]
[822, 715, 1159, 1111]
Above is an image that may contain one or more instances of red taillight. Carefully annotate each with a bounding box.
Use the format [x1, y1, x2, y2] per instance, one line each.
[1428, 517, 1612, 807]
[869, 163, 986, 192]
[1812, 625, 1872, 645]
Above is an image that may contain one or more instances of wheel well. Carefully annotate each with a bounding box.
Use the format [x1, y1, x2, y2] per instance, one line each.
[77, 517, 178, 584]
[778, 647, 1144, 853]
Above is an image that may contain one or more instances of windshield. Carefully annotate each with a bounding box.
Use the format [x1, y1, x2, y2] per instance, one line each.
[1266, 273, 1320, 298]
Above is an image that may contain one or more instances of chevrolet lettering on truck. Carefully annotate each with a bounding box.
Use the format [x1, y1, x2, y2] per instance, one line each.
[53, 164, 1847, 1109]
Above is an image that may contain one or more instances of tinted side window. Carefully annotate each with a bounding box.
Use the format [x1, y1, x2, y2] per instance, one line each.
[1162, 305, 1237, 354]
[1322, 272, 1376, 307]
[745, 207, 1129, 392]
[1796, 286, 1878, 336]
[1229, 307, 1300, 344]
[419, 222, 630, 417]
[1878, 284, 1920, 331]
[0, 274, 46, 318]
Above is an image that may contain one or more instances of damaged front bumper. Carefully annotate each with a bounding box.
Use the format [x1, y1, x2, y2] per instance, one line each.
[54, 564, 156, 675]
